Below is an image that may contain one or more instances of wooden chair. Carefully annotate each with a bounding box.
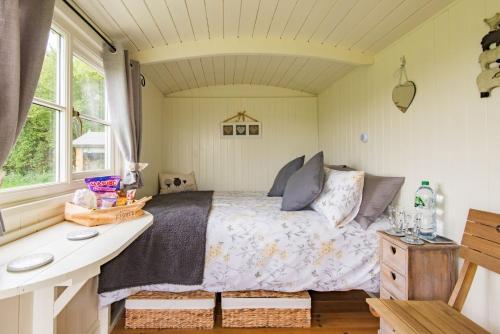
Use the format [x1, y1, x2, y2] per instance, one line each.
[367, 209, 500, 334]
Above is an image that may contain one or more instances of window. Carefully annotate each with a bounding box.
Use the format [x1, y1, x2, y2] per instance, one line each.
[1, 30, 62, 190]
[72, 55, 110, 173]
[0, 21, 113, 197]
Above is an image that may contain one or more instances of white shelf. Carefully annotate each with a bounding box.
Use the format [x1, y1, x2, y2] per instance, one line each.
[0, 213, 152, 299]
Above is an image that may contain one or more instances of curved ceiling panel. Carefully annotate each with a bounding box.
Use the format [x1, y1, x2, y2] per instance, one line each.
[72, 0, 453, 94]
[141, 54, 353, 95]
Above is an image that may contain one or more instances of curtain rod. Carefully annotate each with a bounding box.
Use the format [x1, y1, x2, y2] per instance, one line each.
[62, 0, 117, 53]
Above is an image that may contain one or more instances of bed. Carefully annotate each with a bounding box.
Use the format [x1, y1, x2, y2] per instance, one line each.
[99, 191, 389, 306]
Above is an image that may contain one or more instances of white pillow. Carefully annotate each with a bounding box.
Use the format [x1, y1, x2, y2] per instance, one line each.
[159, 172, 197, 194]
[311, 168, 365, 227]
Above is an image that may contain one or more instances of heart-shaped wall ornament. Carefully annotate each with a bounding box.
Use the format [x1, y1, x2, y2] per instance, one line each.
[392, 80, 416, 113]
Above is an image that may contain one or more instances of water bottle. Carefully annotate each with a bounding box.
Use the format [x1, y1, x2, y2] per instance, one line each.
[414, 180, 437, 239]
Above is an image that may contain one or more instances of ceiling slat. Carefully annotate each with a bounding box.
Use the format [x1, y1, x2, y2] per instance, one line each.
[213, 56, 225, 85]
[97, 0, 151, 50]
[366, 0, 453, 53]
[144, 0, 182, 44]
[266, 0, 298, 39]
[224, 56, 237, 85]
[122, 0, 167, 48]
[205, 0, 224, 39]
[186, 0, 210, 40]
[288, 59, 331, 92]
[308, 64, 352, 93]
[293, 0, 337, 42]
[142, 66, 171, 95]
[335, 0, 404, 49]
[233, 55, 248, 84]
[251, 0, 279, 38]
[324, 0, 380, 45]
[307, 0, 356, 43]
[238, 0, 262, 38]
[201, 57, 216, 86]
[177, 60, 199, 88]
[223, 0, 241, 39]
[250, 55, 272, 84]
[278, 56, 308, 87]
[189, 59, 208, 88]
[268, 56, 296, 87]
[165, 0, 196, 42]
[259, 56, 284, 85]
[279, 0, 317, 40]
[353, 0, 428, 52]
[74, 0, 127, 44]
[242, 55, 260, 83]
[155, 63, 181, 93]
[164, 62, 190, 91]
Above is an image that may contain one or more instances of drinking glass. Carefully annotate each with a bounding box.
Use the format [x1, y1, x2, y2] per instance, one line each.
[412, 213, 423, 242]
[388, 206, 398, 232]
[404, 212, 413, 238]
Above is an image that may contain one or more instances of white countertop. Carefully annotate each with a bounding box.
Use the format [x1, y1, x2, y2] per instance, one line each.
[0, 212, 153, 299]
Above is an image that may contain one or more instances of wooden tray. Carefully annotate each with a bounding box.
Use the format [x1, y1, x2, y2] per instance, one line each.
[64, 197, 151, 227]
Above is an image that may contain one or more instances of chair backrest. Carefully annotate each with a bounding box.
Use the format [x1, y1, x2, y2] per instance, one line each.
[448, 209, 500, 311]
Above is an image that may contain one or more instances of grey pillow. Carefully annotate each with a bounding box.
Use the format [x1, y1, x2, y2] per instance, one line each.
[282, 152, 325, 211]
[327, 165, 404, 229]
[268, 156, 305, 197]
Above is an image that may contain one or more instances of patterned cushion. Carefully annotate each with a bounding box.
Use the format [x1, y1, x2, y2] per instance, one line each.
[311, 168, 365, 227]
[159, 172, 197, 194]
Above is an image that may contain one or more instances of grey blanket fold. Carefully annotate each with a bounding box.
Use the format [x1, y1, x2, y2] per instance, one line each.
[98, 191, 213, 294]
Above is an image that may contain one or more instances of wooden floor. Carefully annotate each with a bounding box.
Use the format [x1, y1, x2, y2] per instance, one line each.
[112, 291, 380, 334]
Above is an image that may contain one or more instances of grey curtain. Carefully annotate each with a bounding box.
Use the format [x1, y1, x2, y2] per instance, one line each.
[0, 0, 55, 234]
[103, 49, 144, 188]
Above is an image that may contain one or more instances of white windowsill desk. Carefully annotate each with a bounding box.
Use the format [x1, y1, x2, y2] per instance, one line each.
[0, 213, 153, 334]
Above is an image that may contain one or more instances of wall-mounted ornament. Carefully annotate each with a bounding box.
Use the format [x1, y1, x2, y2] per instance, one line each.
[392, 56, 416, 113]
[221, 111, 261, 138]
[477, 13, 500, 98]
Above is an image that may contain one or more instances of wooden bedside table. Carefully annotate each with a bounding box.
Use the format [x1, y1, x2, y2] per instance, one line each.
[377, 232, 460, 334]
[378, 231, 459, 302]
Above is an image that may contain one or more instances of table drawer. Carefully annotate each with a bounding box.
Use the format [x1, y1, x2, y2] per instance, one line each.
[380, 288, 398, 301]
[380, 319, 396, 334]
[381, 264, 407, 300]
[381, 239, 407, 275]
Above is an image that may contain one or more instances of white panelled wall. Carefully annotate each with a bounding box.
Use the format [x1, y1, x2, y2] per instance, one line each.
[318, 0, 500, 332]
[163, 85, 318, 191]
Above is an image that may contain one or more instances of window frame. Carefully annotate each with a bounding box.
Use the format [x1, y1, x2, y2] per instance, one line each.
[0, 17, 117, 206]
[71, 51, 113, 179]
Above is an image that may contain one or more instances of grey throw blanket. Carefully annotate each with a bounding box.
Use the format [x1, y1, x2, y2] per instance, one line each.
[98, 191, 213, 293]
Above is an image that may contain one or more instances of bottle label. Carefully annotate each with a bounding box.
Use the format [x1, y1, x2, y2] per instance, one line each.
[415, 196, 426, 208]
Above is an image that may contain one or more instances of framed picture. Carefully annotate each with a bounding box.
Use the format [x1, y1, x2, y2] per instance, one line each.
[248, 124, 260, 136]
[235, 124, 246, 135]
[221, 122, 261, 138]
[222, 124, 234, 136]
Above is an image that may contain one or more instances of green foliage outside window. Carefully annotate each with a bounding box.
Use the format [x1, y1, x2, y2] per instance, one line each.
[1, 31, 59, 189]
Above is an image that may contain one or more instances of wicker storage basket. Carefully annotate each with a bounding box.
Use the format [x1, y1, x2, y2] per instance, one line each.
[64, 197, 151, 227]
[125, 290, 215, 329]
[221, 290, 311, 328]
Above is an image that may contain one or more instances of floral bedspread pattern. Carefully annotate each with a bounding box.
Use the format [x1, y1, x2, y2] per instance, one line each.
[100, 192, 389, 306]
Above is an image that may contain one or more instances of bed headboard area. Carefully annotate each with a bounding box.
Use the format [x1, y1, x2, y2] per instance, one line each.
[162, 86, 318, 191]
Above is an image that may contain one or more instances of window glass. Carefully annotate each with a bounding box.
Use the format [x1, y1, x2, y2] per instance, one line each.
[72, 55, 105, 119]
[72, 118, 108, 173]
[34, 29, 61, 103]
[1, 104, 58, 189]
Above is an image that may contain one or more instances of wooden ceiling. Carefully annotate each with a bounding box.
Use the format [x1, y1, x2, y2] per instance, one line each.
[74, 0, 453, 95]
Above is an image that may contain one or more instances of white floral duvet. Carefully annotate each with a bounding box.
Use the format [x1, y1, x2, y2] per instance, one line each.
[100, 192, 389, 306]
